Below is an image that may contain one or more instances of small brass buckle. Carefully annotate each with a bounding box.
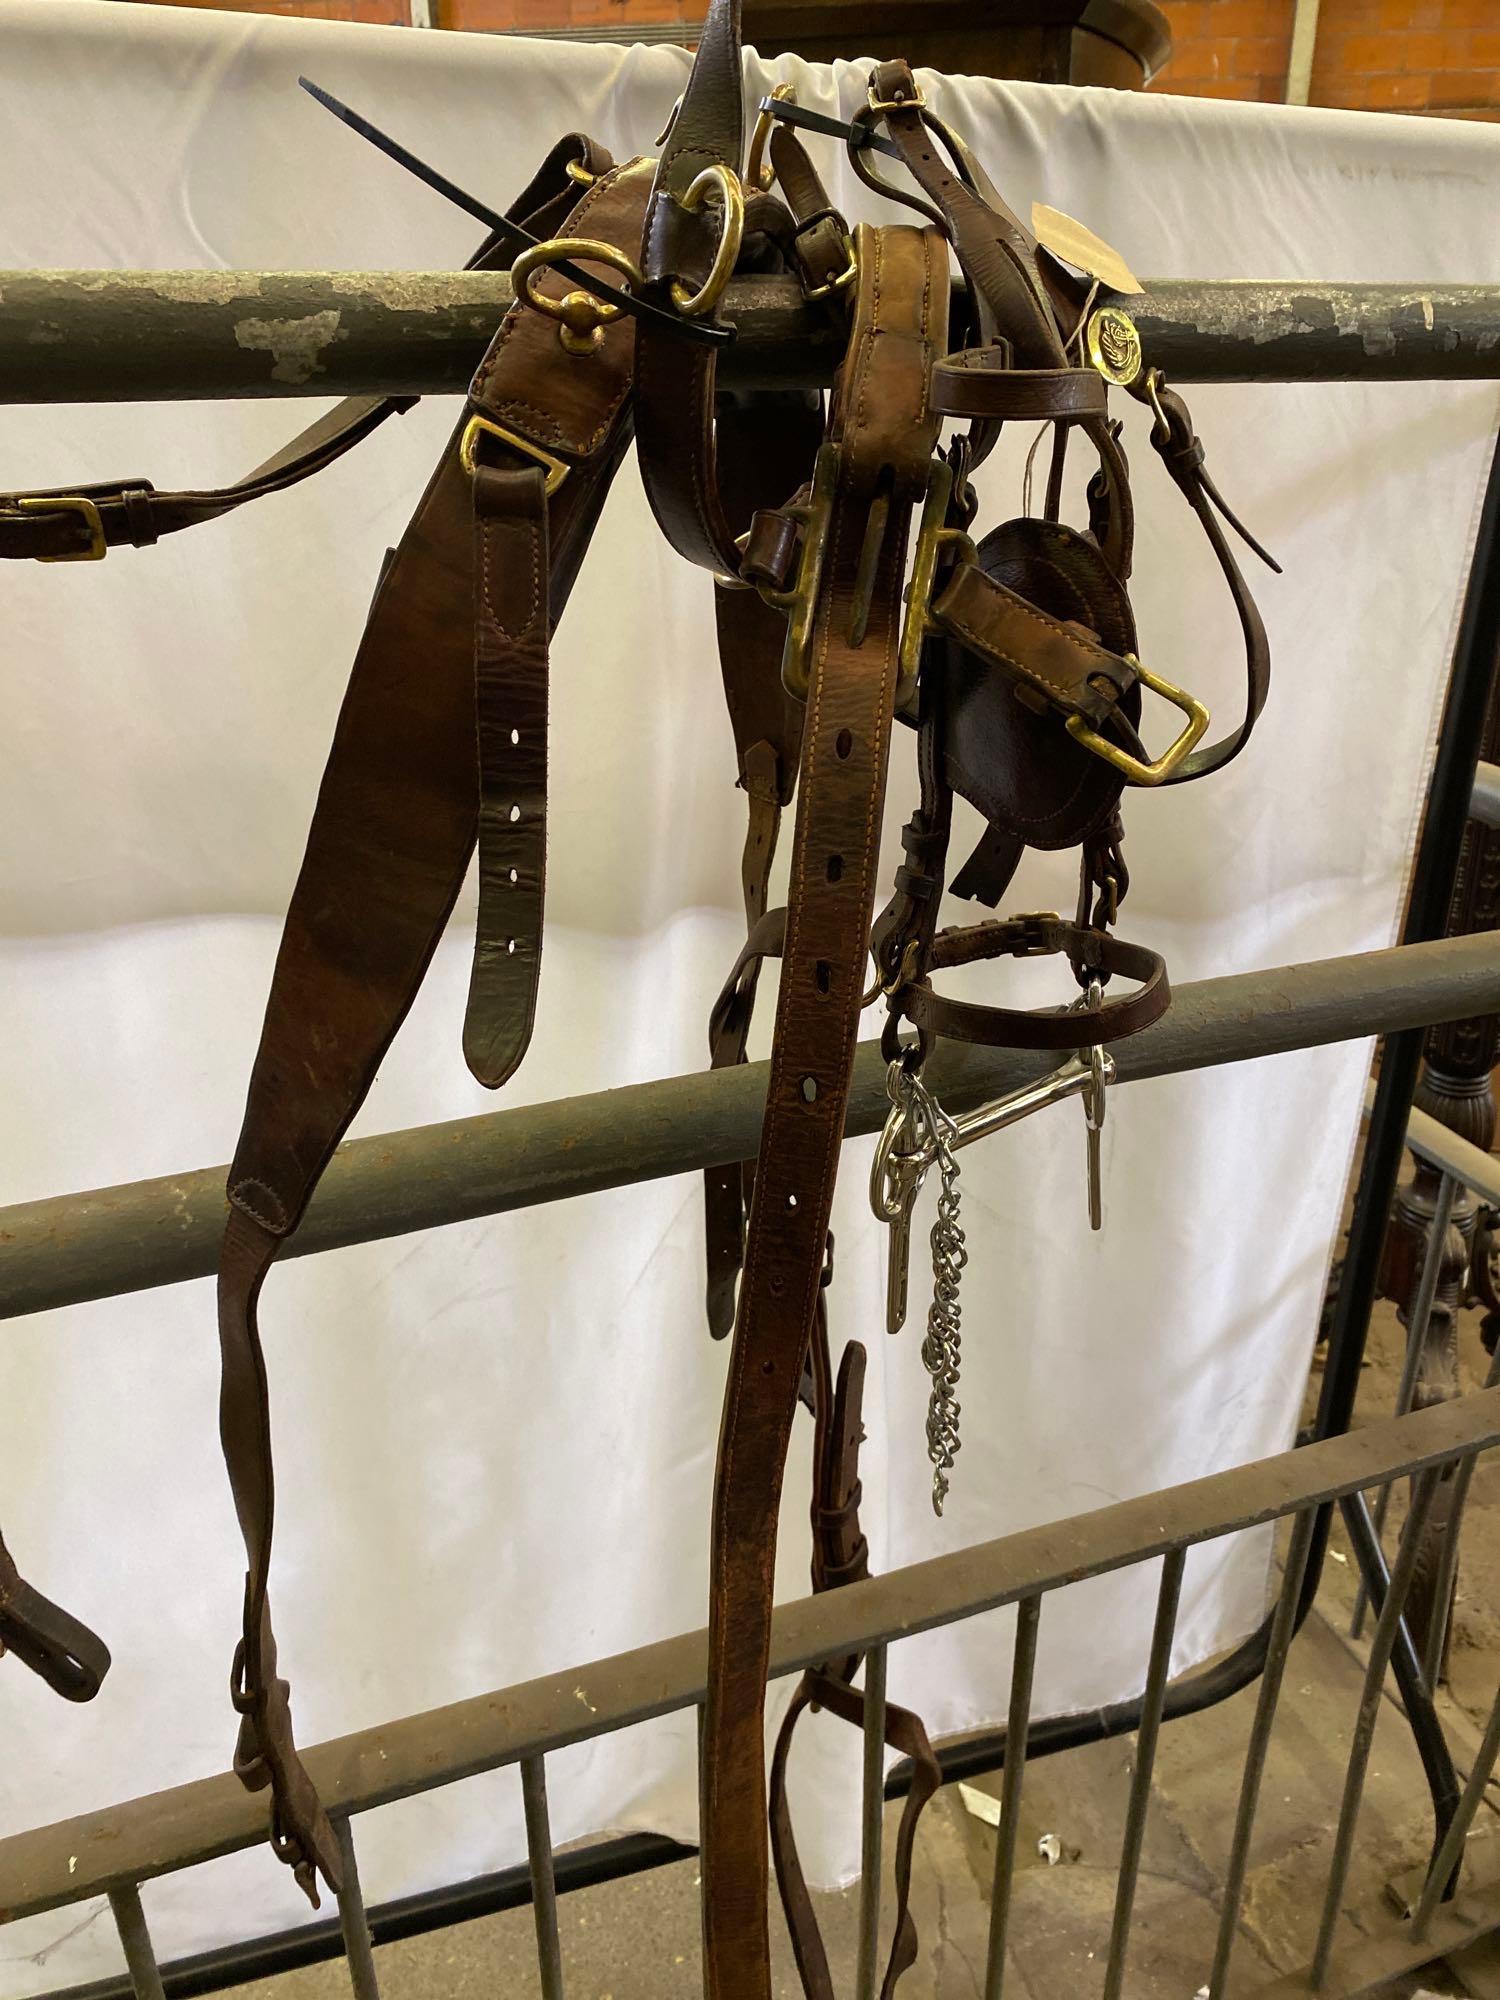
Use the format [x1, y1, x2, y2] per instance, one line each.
[753, 444, 838, 700]
[1065, 655, 1209, 786]
[670, 164, 745, 319]
[803, 234, 859, 302]
[895, 459, 976, 713]
[459, 416, 569, 497]
[867, 76, 926, 115]
[16, 494, 106, 562]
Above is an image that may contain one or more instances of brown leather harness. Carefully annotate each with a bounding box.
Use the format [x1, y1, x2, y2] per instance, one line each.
[1, 24, 1273, 1995]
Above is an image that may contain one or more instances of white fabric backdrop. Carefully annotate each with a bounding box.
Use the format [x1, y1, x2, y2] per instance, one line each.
[1, 2, 1497, 1985]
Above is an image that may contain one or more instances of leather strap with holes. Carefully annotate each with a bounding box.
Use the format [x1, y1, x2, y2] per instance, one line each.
[0, 1526, 110, 1702]
[701, 219, 947, 2000]
[216, 148, 655, 1910]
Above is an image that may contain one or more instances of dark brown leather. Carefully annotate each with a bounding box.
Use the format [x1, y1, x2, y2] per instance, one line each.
[217, 151, 652, 1909]
[0, 1527, 110, 1702]
[702, 394, 824, 1336]
[700, 219, 947, 2000]
[930, 349, 1107, 421]
[768, 1316, 942, 2000]
[941, 515, 1142, 881]
[933, 551, 1137, 726]
[902, 913, 1170, 1051]
[0, 136, 610, 564]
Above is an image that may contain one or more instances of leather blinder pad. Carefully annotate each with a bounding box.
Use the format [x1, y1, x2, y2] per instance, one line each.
[941, 516, 1140, 861]
[465, 465, 550, 1088]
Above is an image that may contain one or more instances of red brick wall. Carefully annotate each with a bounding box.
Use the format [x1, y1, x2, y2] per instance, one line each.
[1151, 0, 1500, 116]
[139, 0, 1500, 115]
[1152, 0, 1293, 103]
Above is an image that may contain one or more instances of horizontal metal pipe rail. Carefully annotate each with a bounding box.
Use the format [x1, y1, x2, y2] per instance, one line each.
[4, 929, 1498, 1322]
[2, 274, 1496, 400]
[6, 1384, 1500, 1998]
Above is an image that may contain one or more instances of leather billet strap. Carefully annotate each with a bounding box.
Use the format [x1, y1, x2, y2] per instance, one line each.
[897, 912, 1169, 1053]
[930, 557, 1138, 728]
[0, 135, 611, 565]
[0, 1526, 110, 1702]
[768, 1320, 942, 2000]
[218, 150, 651, 1910]
[701, 219, 947, 2000]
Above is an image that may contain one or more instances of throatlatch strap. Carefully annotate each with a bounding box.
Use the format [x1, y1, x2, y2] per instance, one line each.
[700, 222, 947, 2000]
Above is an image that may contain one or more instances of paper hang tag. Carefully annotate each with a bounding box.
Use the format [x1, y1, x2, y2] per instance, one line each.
[1031, 203, 1144, 296]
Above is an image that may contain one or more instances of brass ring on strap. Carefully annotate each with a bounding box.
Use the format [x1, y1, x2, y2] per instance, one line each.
[511, 237, 645, 353]
[669, 164, 746, 318]
[747, 85, 796, 193]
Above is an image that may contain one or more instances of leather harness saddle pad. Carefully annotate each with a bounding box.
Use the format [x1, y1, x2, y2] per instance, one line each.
[0, 21, 1274, 1994]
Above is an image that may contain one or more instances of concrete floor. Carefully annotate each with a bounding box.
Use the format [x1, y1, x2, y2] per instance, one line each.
[223, 1299, 1500, 1999]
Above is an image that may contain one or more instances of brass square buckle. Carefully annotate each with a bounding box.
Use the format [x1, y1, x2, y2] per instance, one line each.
[896, 458, 976, 714]
[753, 443, 838, 701]
[459, 416, 569, 497]
[867, 77, 926, 115]
[16, 494, 106, 562]
[1066, 657, 1209, 787]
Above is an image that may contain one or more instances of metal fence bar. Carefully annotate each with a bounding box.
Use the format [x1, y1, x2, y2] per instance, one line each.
[107, 1886, 167, 2000]
[7, 1389, 1497, 1928]
[6, 931, 1500, 1327]
[856, 1645, 888, 2000]
[1423, 1347, 1500, 1688]
[2, 274, 1495, 403]
[1102, 1547, 1187, 2000]
[1353, 1169, 1459, 1637]
[1311, 1466, 1443, 1987]
[1206, 1506, 1319, 1999]
[331, 1816, 381, 2000]
[983, 1593, 1042, 2000]
[520, 1756, 565, 2000]
[1412, 1667, 1500, 1939]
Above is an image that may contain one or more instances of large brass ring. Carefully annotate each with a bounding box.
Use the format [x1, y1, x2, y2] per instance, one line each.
[669, 164, 745, 319]
[511, 238, 645, 353]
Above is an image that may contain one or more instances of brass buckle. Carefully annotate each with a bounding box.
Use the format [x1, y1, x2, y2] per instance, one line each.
[669, 163, 745, 319]
[459, 416, 569, 497]
[867, 76, 926, 115]
[803, 234, 859, 303]
[1065, 656, 1209, 786]
[754, 444, 838, 700]
[896, 459, 976, 714]
[16, 494, 106, 562]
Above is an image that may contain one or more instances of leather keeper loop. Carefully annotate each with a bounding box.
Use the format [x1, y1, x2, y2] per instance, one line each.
[931, 352, 1108, 422]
